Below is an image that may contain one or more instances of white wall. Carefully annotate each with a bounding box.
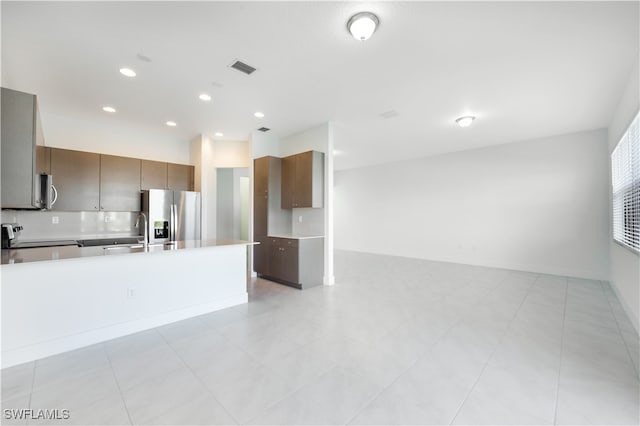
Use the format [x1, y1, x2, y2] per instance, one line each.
[608, 58, 640, 333]
[335, 129, 610, 280]
[41, 111, 191, 164]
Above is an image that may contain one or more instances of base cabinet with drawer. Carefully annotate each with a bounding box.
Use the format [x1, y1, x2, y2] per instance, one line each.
[255, 236, 323, 289]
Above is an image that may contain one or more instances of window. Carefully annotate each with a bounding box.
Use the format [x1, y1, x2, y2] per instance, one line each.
[612, 111, 640, 252]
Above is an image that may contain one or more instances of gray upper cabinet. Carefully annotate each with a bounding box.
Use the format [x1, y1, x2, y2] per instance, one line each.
[141, 160, 167, 190]
[51, 149, 100, 211]
[1, 87, 45, 209]
[100, 155, 141, 211]
[281, 151, 324, 209]
[36, 145, 51, 175]
[167, 163, 194, 191]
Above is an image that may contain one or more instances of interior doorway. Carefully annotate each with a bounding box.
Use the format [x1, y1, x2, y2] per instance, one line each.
[216, 167, 249, 240]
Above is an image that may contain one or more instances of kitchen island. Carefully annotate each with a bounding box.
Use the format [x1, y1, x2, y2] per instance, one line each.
[1, 239, 255, 368]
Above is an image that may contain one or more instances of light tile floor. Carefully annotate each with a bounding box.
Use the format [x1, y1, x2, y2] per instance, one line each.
[2, 250, 639, 425]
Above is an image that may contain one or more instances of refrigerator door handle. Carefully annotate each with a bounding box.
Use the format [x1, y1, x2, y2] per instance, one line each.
[170, 204, 174, 241]
[172, 203, 178, 241]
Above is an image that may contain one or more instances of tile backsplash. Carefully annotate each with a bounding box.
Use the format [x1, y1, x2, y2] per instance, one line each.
[0, 210, 139, 242]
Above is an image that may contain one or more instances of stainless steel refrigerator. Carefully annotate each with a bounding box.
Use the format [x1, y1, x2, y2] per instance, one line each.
[141, 190, 201, 244]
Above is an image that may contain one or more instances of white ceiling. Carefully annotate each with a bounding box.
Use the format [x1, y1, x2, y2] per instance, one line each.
[2, 1, 638, 170]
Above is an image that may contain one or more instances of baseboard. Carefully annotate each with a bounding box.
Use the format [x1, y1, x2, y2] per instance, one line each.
[1, 293, 248, 369]
[609, 280, 640, 336]
[335, 248, 608, 281]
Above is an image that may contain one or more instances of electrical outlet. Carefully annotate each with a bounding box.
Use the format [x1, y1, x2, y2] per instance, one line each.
[126, 288, 136, 299]
[51, 216, 59, 224]
[104, 216, 111, 223]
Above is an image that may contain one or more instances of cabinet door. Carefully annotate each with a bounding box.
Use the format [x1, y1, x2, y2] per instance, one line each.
[141, 160, 167, 190]
[167, 163, 194, 191]
[100, 155, 141, 211]
[254, 236, 268, 274]
[280, 243, 299, 284]
[1, 88, 37, 209]
[254, 157, 269, 196]
[50, 148, 100, 211]
[281, 155, 296, 209]
[267, 238, 282, 278]
[36, 146, 50, 175]
[294, 152, 314, 208]
[254, 194, 268, 237]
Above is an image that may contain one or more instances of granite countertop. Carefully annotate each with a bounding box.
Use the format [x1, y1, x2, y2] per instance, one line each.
[1, 239, 257, 265]
[266, 234, 325, 240]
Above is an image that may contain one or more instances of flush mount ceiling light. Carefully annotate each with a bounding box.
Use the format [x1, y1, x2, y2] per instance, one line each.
[455, 116, 476, 128]
[166, 121, 177, 127]
[199, 93, 212, 101]
[254, 111, 265, 118]
[215, 132, 224, 137]
[347, 12, 379, 41]
[119, 67, 136, 77]
[102, 106, 116, 113]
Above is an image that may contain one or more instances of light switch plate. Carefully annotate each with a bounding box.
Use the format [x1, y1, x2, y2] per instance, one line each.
[51, 216, 59, 224]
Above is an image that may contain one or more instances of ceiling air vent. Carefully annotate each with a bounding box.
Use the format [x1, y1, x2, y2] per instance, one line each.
[257, 127, 270, 132]
[380, 110, 399, 119]
[230, 60, 257, 75]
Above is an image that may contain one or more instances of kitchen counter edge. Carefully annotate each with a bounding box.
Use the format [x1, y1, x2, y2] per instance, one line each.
[1, 239, 257, 266]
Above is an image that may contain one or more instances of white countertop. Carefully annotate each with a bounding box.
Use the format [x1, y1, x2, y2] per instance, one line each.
[266, 234, 324, 240]
[1, 239, 257, 265]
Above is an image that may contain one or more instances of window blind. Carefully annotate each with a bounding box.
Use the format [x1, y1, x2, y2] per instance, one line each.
[612, 111, 640, 252]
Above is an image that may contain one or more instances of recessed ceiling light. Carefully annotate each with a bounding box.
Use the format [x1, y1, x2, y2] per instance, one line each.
[119, 67, 136, 77]
[254, 112, 265, 118]
[215, 132, 224, 137]
[199, 93, 212, 101]
[455, 116, 476, 128]
[166, 121, 177, 127]
[102, 106, 116, 113]
[347, 12, 379, 41]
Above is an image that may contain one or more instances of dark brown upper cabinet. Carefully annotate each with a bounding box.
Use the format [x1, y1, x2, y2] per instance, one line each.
[50, 149, 100, 211]
[167, 163, 194, 191]
[47, 147, 193, 211]
[141, 160, 168, 190]
[281, 151, 324, 209]
[100, 155, 141, 211]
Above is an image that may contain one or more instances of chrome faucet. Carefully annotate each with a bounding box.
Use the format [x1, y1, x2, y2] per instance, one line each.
[135, 212, 148, 249]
